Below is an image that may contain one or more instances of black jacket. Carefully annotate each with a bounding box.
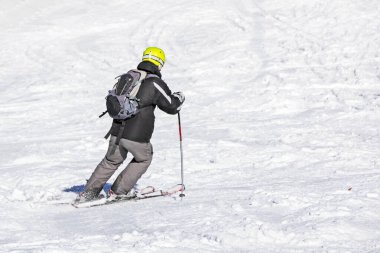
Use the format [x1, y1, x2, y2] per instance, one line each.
[109, 61, 183, 143]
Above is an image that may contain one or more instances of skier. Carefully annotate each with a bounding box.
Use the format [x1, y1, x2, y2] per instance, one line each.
[76, 47, 185, 202]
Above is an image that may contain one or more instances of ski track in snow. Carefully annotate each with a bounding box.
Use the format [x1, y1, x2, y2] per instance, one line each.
[1, 0, 380, 252]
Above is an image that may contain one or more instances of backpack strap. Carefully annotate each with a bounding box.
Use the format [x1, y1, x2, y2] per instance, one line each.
[103, 119, 126, 143]
[129, 70, 147, 98]
[104, 127, 112, 139]
[115, 120, 126, 146]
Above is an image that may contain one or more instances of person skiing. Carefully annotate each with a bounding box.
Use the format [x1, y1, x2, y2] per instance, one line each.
[76, 47, 185, 202]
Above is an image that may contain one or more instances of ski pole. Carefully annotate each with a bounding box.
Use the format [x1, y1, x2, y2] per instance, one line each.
[178, 112, 185, 197]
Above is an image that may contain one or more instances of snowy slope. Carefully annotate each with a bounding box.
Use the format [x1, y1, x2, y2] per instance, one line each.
[1, 0, 380, 252]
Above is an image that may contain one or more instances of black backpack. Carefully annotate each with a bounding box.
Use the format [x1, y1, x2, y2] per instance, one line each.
[101, 69, 157, 146]
[104, 69, 147, 120]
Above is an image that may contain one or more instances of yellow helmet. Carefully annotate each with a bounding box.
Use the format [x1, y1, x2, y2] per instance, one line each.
[142, 47, 166, 69]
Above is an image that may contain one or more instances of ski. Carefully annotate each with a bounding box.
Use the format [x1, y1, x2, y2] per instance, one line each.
[72, 184, 184, 208]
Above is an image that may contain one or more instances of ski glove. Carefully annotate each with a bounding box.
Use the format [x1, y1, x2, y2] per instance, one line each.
[173, 91, 185, 103]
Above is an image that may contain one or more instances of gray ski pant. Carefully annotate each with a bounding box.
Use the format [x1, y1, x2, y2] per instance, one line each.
[84, 136, 153, 195]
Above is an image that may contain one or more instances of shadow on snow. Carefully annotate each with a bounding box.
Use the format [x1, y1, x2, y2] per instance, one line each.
[63, 183, 112, 193]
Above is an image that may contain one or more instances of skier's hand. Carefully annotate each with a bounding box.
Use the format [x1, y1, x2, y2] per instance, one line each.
[173, 91, 185, 103]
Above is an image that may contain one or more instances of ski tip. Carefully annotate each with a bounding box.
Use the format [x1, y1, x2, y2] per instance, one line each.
[176, 184, 185, 197]
[179, 184, 185, 197]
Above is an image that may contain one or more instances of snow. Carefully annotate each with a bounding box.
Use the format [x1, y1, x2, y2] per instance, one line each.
[1, 0, 380, 252]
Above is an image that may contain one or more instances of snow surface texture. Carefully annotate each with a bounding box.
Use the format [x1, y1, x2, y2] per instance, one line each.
[1, 0, 380, 252]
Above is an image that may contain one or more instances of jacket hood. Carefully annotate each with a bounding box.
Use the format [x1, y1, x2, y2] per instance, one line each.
[137, 61, 162, 78]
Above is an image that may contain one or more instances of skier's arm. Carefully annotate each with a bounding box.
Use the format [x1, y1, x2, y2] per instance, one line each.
[152, 78, 184, 114]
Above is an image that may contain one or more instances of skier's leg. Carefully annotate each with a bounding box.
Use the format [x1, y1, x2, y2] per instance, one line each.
[84, 136, 127, 198]
[111, 139, 153, 195]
